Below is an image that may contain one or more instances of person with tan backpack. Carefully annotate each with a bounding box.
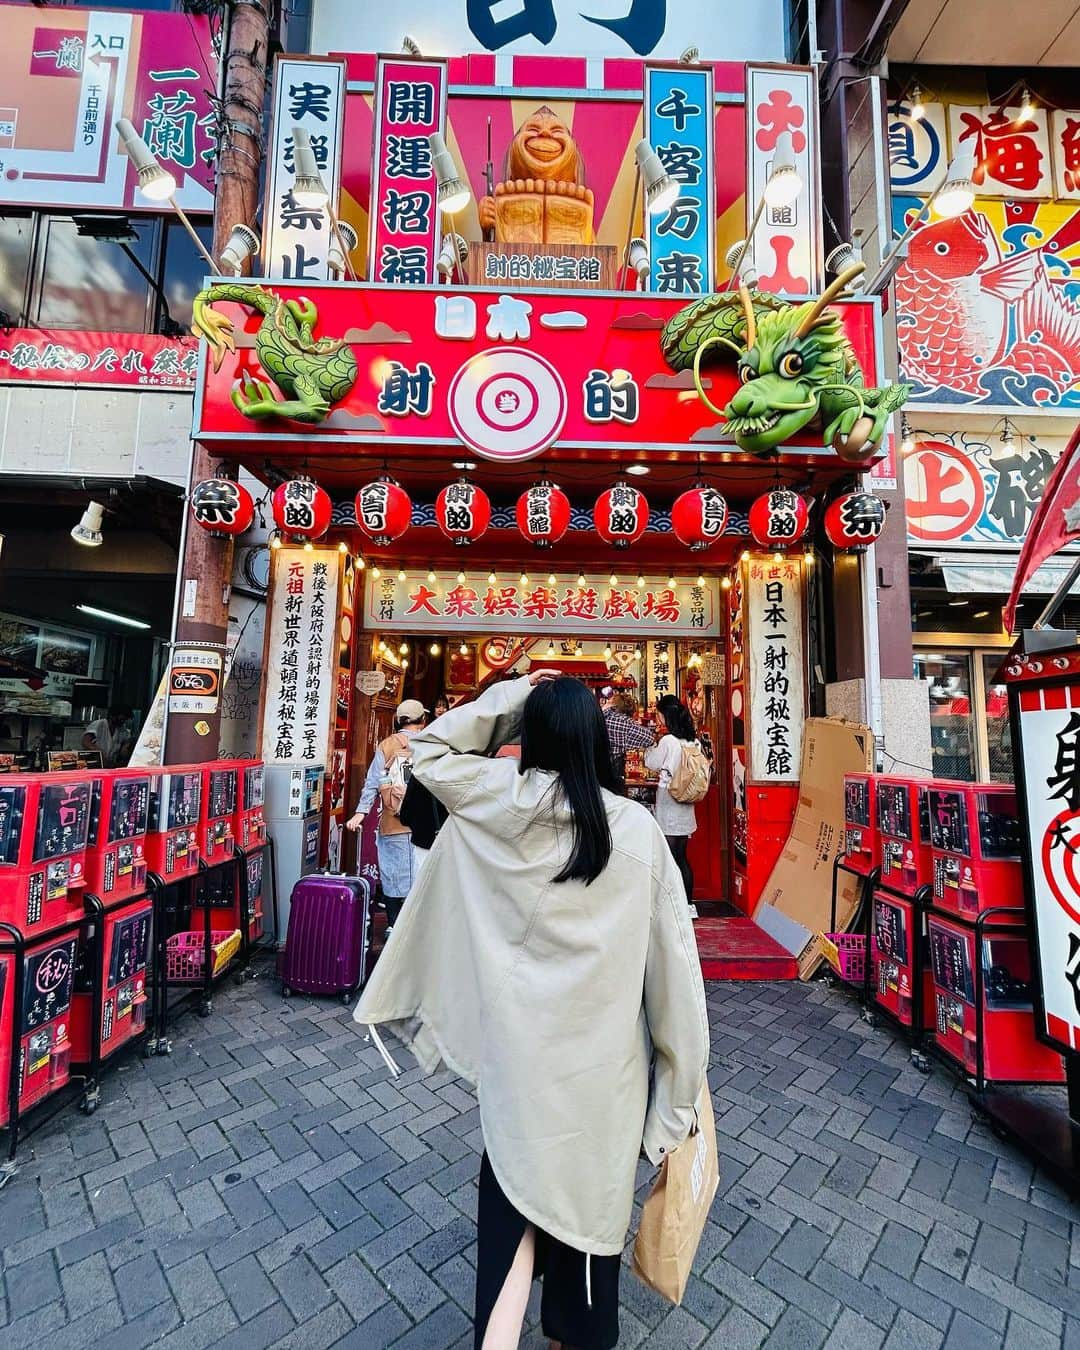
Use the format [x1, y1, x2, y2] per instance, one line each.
[645, 695, 711, 918]
[346, 698, 427, 930]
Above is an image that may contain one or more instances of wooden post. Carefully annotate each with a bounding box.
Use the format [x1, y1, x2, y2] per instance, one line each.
[163, 0, 270, 765]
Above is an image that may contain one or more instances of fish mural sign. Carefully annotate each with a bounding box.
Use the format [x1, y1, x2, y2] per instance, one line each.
[890, 95, 1080, 414]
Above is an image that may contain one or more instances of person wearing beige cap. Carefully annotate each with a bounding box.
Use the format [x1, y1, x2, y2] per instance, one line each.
[347, 697, 428, 931]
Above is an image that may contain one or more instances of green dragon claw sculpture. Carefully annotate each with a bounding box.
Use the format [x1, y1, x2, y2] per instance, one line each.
[661, 264, 910, 460]
[192, 283, 358, 424]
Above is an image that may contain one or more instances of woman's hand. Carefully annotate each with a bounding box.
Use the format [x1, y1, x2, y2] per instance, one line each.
[528, 668, 561, 686]
[345, 812, 364, 832]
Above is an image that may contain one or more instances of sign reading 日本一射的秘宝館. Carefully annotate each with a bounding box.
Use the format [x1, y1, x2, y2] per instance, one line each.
[0, 7, 216, 212]
[363, 570, 722, 638]
[263, 56, 347, 281]
[309, 2, 785, 63]
[745, 557, 805, 783]
[644, 63, 715, 295]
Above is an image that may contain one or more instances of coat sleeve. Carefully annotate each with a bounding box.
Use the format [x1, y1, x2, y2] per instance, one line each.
[356, 746, 385, 814]
[410, 675, 533, 813]
[642, 850, 710, 1164]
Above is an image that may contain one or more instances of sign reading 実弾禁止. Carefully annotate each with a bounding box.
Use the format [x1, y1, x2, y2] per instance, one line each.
[261, 548, 341, 764]
[745, 557, 806, 783]
[644, 63, 715, 295]
[262, 57, 347, 281]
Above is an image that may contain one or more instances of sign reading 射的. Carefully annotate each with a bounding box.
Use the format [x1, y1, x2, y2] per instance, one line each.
[0, 7, 216, 212]
[261, 548, 341, 764]
[644, 63, 715, 294]
[263, 56, 347, 281]
[1010, 649, 1080, 1055]
[0, 329, 197, 390]
[369, 57, 448, 289]
[363, 570, 722, 638]
[745, 65, 822, 294]
[745, 556, 806, 782]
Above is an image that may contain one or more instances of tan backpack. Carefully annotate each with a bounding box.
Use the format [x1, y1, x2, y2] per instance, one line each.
[377, 733, 413, 816]
[668, 741, 711, 804]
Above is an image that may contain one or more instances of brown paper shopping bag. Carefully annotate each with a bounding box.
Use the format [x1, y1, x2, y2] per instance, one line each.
[632, 1090, 719, 1305]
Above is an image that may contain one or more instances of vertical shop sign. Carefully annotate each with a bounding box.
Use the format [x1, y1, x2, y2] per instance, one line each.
[261, 548, 341, 764]
[1014, 677, 1080, 1053]
[369, 57, 448, 288]
[948, 104, 1052, 200]
[745, 65, 822, 294]
[262, 57, 347, 280]
[644, 63, 715, 294]
[746, 557, 805, 782]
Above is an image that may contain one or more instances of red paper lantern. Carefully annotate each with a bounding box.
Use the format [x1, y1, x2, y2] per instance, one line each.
[824, 492, 886, 551]
[271, 476, 331, 541]
[594, 483, 649, 549]
[435, 480, 491, 545]
[353, 479, 412, 546]
[748, 489, 810, 549]
[516, 482, 571, 548]
[671, 486, 729, 551]
[189, 478, 255, 536]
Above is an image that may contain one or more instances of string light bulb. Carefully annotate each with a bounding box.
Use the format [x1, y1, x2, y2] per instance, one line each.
[547, 640, 556, 655]
[488, 570, 498, 585]
[303, 541, 314, 552]
[610, 572, 618, 587]
[429, 642, 441, 656]
[457, 570, 466, 584]
[520, 571, 529, 587]
[740, 550, 750, 563]
[548, 572, 557, 587]
[667, 573, 675, 588]
[1018, 86, 1035, 120]
[804, 550, 814, 565]
[773, 551, 782, 563]
[459, 641, 468, 655]
[637, 574, 645, 588]
[578, 572, 587, 587]
[900, 413, 915, 456]
[399, 642, 409, 655]
[270, 533, 282, 550]
[372, 564, 381, 578]
[397, 567, 406, 581]
[427, 569, 437, 583]
[604, 643, 612, 659]
[697, 573, 705, 587]
[401, 658, 409, 669]
[721, 576, 732, 590]
[338, 540, 348, 553]
[634, 647, 642, 661]
[356, 555, 366, 570]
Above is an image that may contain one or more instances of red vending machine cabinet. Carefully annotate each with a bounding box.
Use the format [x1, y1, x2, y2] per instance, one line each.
[872, 888, 935, 1030]
[0, 773, 95, 938]
[928, 913, 1065, 1083]
[144, 768, 202, 882]
[85, 770, 150, 903]
[927, 784, 1023, 917]
[875, 777, 934, 897]
[70, 898, 152, 1066]
[0, 933, 78, 1125]
[202, 765, 237, 864]
[235, 761, 266, 852]
[843, 773, 878, 875]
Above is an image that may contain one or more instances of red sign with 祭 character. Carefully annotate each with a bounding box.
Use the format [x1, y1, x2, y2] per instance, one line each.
[191, 281, 883, 462]
[0, 328, 198, 389]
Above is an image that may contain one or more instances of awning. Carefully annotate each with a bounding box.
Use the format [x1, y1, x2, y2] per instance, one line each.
[921, 551, 1080, 596]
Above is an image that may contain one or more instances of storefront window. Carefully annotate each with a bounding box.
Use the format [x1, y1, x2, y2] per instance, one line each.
[982, 653, 1012, 783]
[36, 216, 158, 332]
[161, 220, 214, 330]
[0, 214, 34, 323]
[914, 650, 976, 781]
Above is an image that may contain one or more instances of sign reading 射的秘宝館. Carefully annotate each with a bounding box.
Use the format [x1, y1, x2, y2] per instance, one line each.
[363, 570, 722, 638]
[644, 63, 715, 294]
[745, 557, 806, 783]
[0, 8, 216, 212]
[261, 548, 341, 765]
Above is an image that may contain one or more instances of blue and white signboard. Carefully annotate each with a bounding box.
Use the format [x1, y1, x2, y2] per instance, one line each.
[644, 63, 715, 294]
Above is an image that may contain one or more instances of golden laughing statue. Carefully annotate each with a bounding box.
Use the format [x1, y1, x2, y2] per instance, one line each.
[478, 106, 595, 245]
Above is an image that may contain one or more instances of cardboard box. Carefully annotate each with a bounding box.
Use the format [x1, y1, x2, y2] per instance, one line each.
[753, 717, 874, 979]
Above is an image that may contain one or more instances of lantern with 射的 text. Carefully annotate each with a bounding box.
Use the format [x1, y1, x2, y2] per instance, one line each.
[271, 476, 331, 542]
[594, 483, 649, 549]
[435, 480, 491, 546]
[748, 489, 810, 549]
[516, 482, 571, 548]
[190, 478, 255, 537]
[824, 491, 886, 551]
[671, 486, 729, 551]
[354, 479, 412, 547]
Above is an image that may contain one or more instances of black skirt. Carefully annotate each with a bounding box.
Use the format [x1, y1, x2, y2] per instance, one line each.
[474, 1152, 621, 1350]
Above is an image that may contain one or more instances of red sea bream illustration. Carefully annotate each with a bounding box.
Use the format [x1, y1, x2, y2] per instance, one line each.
[895, 210, 1080, 400]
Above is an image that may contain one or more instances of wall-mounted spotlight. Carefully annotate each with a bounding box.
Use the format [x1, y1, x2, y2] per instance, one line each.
[71, 501, 105, 548]
[219, 223, 260, 276]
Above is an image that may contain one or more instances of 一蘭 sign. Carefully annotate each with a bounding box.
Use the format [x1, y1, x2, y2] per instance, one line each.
[745, 556, 806, 782]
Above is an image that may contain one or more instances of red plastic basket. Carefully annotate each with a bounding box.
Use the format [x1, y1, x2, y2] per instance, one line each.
[165, 929, 241, 983]
[823, 932, 866, 984]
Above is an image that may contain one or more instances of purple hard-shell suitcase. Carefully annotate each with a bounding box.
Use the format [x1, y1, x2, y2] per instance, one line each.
[281, 870, 371, 1003]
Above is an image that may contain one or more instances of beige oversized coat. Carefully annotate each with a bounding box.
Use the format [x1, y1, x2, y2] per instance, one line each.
[354, 675, 710, 1255]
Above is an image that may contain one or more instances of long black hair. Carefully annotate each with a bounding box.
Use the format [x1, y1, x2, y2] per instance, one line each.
[657, 694, 696, 743]
[519, 677, 620, 885]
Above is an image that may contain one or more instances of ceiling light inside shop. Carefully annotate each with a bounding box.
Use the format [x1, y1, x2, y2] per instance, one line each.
[625, 464, 650, 476]
[75, 603, 150, 630]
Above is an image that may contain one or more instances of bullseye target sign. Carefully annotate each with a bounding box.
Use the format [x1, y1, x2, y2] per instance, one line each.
[448, 348, 568, 462]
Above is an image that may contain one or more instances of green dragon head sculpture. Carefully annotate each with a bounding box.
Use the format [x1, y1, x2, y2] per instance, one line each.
[660, 264, 910, 461]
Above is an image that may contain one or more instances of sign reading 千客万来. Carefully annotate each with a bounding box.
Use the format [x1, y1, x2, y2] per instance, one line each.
[0, 8, 216, 212]
[369, 57, 448, 289]
[745, 557, 806, 783]
[262, 57, 347, 281]
[262, 548, 341, 764]
[363, 571, 722, 638]
[0, 329, 197, 389]
[645, 63, 715, 294]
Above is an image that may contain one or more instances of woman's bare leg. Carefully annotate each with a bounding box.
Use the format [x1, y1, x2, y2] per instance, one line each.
[481, 1223, 535, 1350]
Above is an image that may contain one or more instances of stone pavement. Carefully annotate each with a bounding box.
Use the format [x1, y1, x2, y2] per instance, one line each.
[2, 967, 1080, 1350]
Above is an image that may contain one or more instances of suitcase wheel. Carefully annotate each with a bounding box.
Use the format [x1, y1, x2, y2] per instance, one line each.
[282, 984, 292, 999]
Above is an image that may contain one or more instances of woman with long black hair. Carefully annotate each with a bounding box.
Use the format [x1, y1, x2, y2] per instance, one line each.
[646, 694, 701, 915]
[354, 671, 709, 1350]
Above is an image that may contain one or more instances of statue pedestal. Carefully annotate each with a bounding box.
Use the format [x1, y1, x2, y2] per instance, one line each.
[467, 242, 618, 290]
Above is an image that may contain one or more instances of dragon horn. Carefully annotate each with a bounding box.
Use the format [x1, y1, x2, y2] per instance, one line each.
[793, 263, 867, 338]
[738, 281, 756, 349]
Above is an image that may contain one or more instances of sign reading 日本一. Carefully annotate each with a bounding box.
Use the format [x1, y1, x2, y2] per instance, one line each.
[644, 63, 715, 294]
[262, 548, 341, 764]
[745, 557, 805, 782]
[262, 57, 347, 281]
